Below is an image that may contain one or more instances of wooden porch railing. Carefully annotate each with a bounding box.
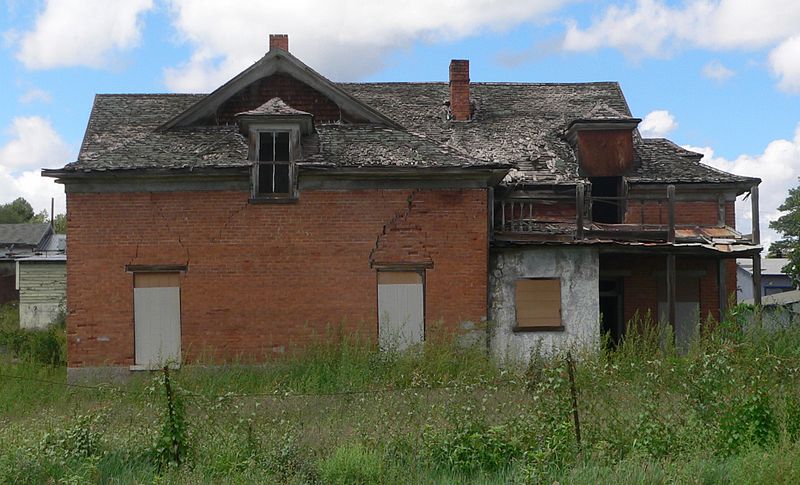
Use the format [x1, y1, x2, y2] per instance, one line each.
[494, 183, 760, 244]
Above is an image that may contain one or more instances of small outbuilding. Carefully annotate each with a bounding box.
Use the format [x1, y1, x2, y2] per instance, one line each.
[15, 234, 66, 329]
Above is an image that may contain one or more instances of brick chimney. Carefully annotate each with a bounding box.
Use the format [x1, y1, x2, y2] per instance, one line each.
[449, 59, 470, 121]
[269, 34, 289, 52]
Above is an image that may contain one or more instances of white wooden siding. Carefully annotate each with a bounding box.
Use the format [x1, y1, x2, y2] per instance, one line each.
[17, 262, 66, 305]
[378, 272, 424, 351]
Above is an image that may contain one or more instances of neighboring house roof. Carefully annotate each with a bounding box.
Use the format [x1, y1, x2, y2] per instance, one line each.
[0, 223, 51, 248]
[47, 54, 758, 188]
[737, 258, 791, 276]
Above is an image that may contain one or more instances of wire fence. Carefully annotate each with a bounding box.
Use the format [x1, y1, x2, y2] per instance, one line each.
[0, 369, 523, 402]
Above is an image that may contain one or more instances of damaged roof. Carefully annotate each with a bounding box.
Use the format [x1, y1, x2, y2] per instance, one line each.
[53, 79, 756, 186]
[0, 223, 50, 247]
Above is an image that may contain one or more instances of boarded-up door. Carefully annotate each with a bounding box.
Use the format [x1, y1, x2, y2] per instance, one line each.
[658, 274, 700, 351]
[134, 273, 181, 369]
[378, 271, 424, 351]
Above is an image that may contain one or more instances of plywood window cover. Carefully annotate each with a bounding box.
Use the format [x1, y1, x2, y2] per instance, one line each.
[377, 271, 424, 285]
[134, 272, 181, 288]
[514, 277, 564, 332]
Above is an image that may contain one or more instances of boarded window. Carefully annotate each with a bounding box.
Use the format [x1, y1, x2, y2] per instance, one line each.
[377, 271, 424, 351]
[256, 131, 292, 196]
[134, 272, 181, 369]
[515, 278, 562, 330]
[657, 273, 700, 351]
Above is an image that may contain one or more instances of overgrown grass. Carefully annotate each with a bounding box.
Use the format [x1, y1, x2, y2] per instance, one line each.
[0, 301, 66, 367]
[2, 307, 800, 483]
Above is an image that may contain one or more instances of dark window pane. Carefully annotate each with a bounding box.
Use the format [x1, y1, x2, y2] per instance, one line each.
[258, 133, 274, 161]
[257, 163, 274, 194]
[274, 163, 290, 193]
[275, 132, 290, 161]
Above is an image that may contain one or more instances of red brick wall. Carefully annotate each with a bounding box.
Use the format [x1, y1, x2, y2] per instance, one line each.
[217, 73, 355, 124]
[623, 200, 736, 227]
[65, 188, 488, 367]
[603, 254, 735, 327]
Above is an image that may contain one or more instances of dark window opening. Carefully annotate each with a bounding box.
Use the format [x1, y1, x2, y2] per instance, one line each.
[256, 131, 292, 196]
[599, 277, 624, 348]
[590, 176, 623, 223]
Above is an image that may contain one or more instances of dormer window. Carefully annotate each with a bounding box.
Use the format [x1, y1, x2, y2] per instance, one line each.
[235, 97, 314, 202]
[256, 131, 292, 196]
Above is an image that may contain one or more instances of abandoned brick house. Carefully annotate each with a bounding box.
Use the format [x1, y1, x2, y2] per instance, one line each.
[44, 35, 761, 381]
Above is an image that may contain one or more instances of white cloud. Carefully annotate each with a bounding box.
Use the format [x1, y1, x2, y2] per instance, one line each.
[19, 87, 52, 104]
[702, 60, 735, 81]
[0, 116, 72, 214]
[563, 0, 800, 92]
[683, 123, 800, 248]
[164, 0, 572, 91]
[639, 110, 678, 138]
[769, 34, 800, 93]
[13, 0, 154, 69]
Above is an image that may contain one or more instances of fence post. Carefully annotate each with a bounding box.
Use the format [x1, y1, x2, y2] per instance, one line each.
[566, 351, 581, 450]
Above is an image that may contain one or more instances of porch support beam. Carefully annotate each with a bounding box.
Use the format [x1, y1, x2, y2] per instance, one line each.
[666, 253, 677, 339]
[753, 255, 762, 309]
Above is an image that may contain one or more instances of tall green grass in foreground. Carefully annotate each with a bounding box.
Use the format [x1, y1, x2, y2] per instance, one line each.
[1, 307, 800, 483]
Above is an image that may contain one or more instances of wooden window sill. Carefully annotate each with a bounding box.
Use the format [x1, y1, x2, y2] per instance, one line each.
[512, 325, 565, 333]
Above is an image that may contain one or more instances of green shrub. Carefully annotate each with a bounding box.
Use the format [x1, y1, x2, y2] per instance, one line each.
[718, 390, 779, 456]
[424, 418, 523, 475]
[319, 443, 385, 485]
[0, 302, 66, 366]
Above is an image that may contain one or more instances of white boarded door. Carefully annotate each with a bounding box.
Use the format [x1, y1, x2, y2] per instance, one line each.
[134, 273, 181, 369]
[378, 271, 424, 351]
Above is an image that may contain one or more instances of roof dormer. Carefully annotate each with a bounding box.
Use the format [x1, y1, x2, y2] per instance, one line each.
[565, 104, 641, 177]
[236, 98, 313, 201]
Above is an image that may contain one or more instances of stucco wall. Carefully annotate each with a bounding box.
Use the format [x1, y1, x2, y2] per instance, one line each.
[489, 247, 599, 362]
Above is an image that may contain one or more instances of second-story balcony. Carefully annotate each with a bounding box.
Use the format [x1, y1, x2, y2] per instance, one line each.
[493, 183, 760, 247]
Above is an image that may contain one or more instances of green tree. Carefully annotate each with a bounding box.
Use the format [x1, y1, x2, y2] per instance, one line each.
[769, 183, 800, 285]
[0, 198, 66, 233]
[0, 197, 35, 223]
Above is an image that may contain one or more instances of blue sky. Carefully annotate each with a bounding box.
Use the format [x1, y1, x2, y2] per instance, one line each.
[1, 0, 799, 246]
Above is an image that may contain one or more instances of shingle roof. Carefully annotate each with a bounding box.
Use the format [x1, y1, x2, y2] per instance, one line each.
[300, 124, 504, 168]
[0, 223, 50, 248]
[57, 80, 756, 186]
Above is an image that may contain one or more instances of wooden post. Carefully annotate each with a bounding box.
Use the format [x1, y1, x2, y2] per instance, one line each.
[718, 259, 727, 320]
[488, 187, 495, 239]
[667, 253, 676, 340]
[751, 185, 760, 245]
[717, 194, 726, 227]
[667, 185, 676, 243]
[576, 184, 585, 240]
[753, 255, 762, 309]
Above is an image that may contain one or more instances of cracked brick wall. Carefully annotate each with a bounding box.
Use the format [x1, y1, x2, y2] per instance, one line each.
[65, 188, 488, 367]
